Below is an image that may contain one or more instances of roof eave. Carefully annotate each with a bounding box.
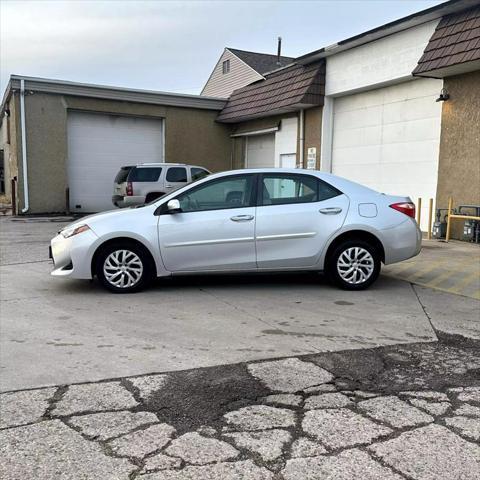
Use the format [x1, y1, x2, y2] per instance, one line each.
[297, 0, 472, 65]
[413, 58, 480, 78]
[3, 75, 228, 114]
[217, 101, 323, 124]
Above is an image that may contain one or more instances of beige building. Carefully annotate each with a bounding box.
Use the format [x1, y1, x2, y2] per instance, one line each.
[0, 76, 231, 214]
[1, 0, 478, 240]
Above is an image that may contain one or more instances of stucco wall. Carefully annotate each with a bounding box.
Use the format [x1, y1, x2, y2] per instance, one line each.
[325, 20, 440, 96]
[0, 94, 22, 208]
[436, 70, 480, 238]
[303, 106, 322, 169]
[14, 93, 231, 213]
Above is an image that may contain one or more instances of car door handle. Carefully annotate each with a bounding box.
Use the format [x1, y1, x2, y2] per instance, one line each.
[230, 215, 254, 222]
[165, 185, 174, 189]
[319, 207, 342, 215]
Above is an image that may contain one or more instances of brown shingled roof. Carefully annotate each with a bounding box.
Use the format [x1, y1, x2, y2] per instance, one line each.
[413, 5, 480, 77]
[217, 61, 325, 123]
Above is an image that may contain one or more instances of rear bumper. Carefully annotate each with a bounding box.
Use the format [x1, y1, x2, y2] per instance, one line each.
[112, 195, 145, 207]
[382, 218, 422, 265]
[112, 195, 126, 208]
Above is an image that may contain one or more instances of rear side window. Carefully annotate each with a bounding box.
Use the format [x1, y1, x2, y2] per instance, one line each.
[262, 174, 319, 205]
[115, 167, 132, 183]
[166, 167, 187, 182]
[261, 174, 341, 206]
[191, 168, 209, 181]
[318, 179, 342, 201]
[128, 167, 162, 182]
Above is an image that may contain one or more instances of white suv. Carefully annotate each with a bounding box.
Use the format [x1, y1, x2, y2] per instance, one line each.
[112, 163, 210, 208]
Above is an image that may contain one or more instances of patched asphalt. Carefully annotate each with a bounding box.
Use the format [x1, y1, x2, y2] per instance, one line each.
[1, 334, 479, 479]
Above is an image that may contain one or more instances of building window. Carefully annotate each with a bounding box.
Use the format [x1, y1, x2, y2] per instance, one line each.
[222, 59, 230, 74]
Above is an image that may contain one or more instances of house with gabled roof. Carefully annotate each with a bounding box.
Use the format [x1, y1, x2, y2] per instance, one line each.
[201, 47, 294, 98]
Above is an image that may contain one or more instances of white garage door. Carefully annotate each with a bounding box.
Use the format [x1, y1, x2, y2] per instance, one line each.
[331, 78, 442, 230]
[246, 133, 275, 168]
[67, 111, 164, 212]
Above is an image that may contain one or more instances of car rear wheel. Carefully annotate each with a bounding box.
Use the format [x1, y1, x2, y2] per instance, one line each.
[327, 240, 381, 290]
[95, 242, 153, 293]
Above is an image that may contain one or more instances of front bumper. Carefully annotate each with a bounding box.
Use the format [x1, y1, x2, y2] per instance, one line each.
[50, 228, 99, 279]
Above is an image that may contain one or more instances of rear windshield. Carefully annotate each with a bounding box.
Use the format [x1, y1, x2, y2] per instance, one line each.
[115, 167, 133, 183]
[128, 167, 162, 182]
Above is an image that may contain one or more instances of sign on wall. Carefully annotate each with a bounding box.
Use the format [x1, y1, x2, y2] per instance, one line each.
[307, 147, 317, 169]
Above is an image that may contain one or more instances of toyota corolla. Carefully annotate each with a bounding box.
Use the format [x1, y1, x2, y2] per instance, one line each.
[50, 169, 421, 293]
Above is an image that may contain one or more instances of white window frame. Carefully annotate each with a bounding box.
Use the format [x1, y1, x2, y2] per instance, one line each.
[222, 59, 230, 74]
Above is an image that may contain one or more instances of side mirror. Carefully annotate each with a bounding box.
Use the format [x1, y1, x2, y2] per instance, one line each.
[167, 199, 181, 213]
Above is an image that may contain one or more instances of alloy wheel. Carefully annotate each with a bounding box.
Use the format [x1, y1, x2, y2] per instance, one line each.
[103, 249, 144, 289]
[336, 247, 374, 285]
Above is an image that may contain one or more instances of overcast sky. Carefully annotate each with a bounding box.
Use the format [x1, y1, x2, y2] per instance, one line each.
[1, 0, 443, 96]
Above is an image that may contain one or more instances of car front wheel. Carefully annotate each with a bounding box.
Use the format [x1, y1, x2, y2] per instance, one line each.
[95, 242, 153, 293]
[327, 240, 381, 290]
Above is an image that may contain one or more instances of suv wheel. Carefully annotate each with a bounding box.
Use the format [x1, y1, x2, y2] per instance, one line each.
[145, 192, 164, 203]
[327, 240, 381, 290]
[96, 242, 153, 293]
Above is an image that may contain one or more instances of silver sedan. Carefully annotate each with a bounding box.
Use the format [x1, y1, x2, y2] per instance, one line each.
[50, 169, 421, 293]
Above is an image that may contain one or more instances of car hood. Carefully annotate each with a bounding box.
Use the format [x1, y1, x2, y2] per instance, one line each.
[61, 207, 153, 233]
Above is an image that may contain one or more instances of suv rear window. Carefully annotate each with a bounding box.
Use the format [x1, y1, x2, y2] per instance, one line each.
[115, 166, 133, 183]
[128, 167, 162, 182]
[166, 167, 188, 182]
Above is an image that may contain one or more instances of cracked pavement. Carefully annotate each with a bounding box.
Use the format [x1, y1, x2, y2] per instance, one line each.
[1, 217, 479, 478]
[1, 337, 479, 479]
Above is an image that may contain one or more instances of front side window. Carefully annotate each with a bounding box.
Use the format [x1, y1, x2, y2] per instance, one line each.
[128, 167, 162, 182]
[191, 168, 209, 182]
[166, 167, 188, 183]
[261, 174, 340, 206]
[222, 59, 230, 74]
[176, 175, 255, 213]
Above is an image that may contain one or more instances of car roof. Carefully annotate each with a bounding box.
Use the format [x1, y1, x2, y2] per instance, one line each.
[205, 168, 379, 195]
[121, 163, 209, 169]
[138, 163, 192, 167]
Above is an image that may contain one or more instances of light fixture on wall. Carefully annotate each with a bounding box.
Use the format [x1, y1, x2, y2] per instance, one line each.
[436, 88, 450, 102]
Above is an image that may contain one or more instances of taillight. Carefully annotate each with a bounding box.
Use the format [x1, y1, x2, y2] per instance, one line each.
[126, 182, 133, 196]
[390, 202, 415, 218]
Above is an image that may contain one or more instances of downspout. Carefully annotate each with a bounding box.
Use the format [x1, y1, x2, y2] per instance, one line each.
[20, 79, 29, 213]
[299, 109, 305, 168]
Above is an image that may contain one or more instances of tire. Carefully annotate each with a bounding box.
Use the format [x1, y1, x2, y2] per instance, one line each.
[145, 192, 164, 203]
[95, 242, 154, 293]
[326, 239, 381, 290]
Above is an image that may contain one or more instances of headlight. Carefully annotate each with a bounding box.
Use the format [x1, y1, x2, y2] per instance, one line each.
[61, 224, 90, 238]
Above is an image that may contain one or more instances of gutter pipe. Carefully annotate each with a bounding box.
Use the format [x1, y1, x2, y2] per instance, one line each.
[299, 109, 305, 168]
[20, 79, 29, 213]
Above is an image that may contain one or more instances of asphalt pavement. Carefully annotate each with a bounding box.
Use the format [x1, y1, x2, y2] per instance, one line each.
[0, 216, 479, 479]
